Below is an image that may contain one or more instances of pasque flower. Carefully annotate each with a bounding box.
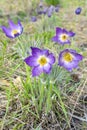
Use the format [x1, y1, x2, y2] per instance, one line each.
[47, 5, 55, 17]
[55, 6, 59, 12]
[24, 47, 55, 77]
[52, 27, 75, 45]
[75, 7, 82, 15]
[58, 49, 83, 71]
[1, 19, 23, 38]
[31, 16, 37, 22]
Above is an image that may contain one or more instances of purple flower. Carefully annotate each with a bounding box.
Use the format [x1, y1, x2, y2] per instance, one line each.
[24, 47, 55, 77]
[58, 49, 83, 71]
[37, 10, 43, 15]
[47, 5, 55, 17]
[47, 10, 52, 17]
[55, 6, 59, 12]
[39, 2, 43, 8]
[52, 27, 75, 45]
[31, 16, 37, 22]
[75, 7, 82, 15]
[1, 19, 23, 38]
[42, 7, 48, 14]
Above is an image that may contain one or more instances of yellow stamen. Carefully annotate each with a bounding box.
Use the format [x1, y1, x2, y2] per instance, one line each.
[38, 56, 47, 66]
[12, 30, 18, 35]
[61, 34, 68, 41]
[63, 52, 73, 62]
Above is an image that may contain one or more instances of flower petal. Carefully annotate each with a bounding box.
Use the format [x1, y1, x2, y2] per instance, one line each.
[73, 53, 83, 61]
[24, 56, 39, 67]
[9, 19, 23, 34]
[43, 63, 52, 74]
[31, 47, 42, 56]
[8, 19, 17, 28]
[62, 29, 68, 34]
[41, 49, 49, 56]
[1, 26, 13, 38]
[31, 47, 49, 57]
[68, 31, 75, 37]
[58, 38, 71, 45]
[32, 65, 43, 77]
[52, 36, 58, 42]
[17, 20, 23, 34]
[56, 27, 62, 35]
[61, 60, 79, 71]
[47, 53, 55, 64]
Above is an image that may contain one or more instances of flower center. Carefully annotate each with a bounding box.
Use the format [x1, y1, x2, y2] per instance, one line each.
[61, 34, 68, 41]
[12, 30, 18, 35]
[63, 52, 73, 62]
[38, 56, 47, 66]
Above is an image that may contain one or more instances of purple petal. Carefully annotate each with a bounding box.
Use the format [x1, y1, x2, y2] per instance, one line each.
[62, 60, 79, 71]
[8, 19, 16, 28]
[31, 47, 49, 56]
[56, 27, 62, 35]
[8, 19, 19, 30]
[43, 63, 52, 74]
[58, 38, 71, 45]
[68, 31, 75, 37]
[52, 36, 58, 42]
[24, 56, 39, 67]
[9, 19, 23, 34]
[52, 35, 70, 44]
[1, 26, 13, 38]
[58, 56, 79, 71]
[31, 47, 42, 56]
[68, 49, 76, 53]
[47, 53, 55, 64]
[73, 53, 83, 61]
[32, 65, 43, 77]
[17, 20, 23, 33]
[41, 49, 49, 56]
[62, 29, 68, 34]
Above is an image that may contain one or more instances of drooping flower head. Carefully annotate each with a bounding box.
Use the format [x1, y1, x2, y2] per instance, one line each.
[58, 49, 83, 71]
[47, 5, 55, 17]
[31, 16, 37, 22]
[52, 27, 75, 45]
[55, 6, 59, 12]
[24, 47, 55, 77]
[1, 19, 23, 38]
[42, 7, 48, 14]
[75, 7, 82, 15]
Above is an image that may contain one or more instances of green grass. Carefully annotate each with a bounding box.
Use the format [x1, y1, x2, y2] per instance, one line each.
[45, 0, 60, 6]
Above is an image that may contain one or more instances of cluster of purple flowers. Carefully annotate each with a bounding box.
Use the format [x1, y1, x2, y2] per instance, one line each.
[0, 17, 83, 77]
[31, 3, 59, 22]
[37, 2, 59, 16]
[24, 46, 83, 77]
